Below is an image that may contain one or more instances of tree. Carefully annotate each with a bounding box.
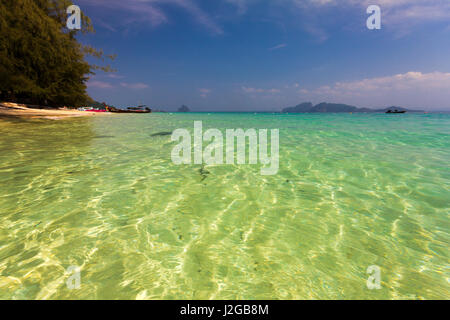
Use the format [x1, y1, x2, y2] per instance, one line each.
[0, 0, 115, 107]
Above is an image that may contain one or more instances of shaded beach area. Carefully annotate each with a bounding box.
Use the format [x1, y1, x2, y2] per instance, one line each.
[0, 102, 111, 120]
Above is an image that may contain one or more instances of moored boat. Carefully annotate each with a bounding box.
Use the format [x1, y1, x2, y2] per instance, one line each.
[86, 108, 107, 113]
[107, 105, 151, 113]
[386, 109, 406, 114]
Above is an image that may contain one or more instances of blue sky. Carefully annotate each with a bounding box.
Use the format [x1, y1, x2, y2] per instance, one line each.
[77, 0, 450, 111]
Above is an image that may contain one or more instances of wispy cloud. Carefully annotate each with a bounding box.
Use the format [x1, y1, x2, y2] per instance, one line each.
[88, 80, 114, 89]
[315, 71, 450, 94]
[88, 79, 149, 90]
[242, 86, 264, 93]
[300, 0, 450, 27]
[268, 43, 287, 51]
[78, 0, 168, 27]
[171, 0, 224, 35]
[120, 82, 150, 89]
[226, 0, 249, 15]
[239, 72, 450, 110]
[305, 71, 450, 109]
[107, 74, 125, 79]
[78, 0, 449, 39]
[276, 0, 450, 39]
[199, 88, 211, 98]
[242, 86, 280, 94]
[78, 0, 223, 35]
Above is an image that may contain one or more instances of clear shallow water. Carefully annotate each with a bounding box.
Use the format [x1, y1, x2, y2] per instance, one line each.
[0, 113, 448, 300]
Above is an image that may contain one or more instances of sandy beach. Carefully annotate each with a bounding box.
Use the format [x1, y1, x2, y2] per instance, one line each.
[0, 102, 110, 119]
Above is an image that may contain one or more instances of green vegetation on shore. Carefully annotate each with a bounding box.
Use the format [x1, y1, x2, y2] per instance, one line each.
[0, 0, 114, 108]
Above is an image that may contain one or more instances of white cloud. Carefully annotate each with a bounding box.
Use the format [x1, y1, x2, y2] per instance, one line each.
[107, 74, 125, 79]
[268, 43, 287, 51]
[226, 0, 249, 15]
[239, 72, 450, 110]
[307, 72, 450, 109]
[79, 0, 449, 38]
[170, 0, 224, 35]
[120, 82, 150, 89]
[78, 0, 223, 35]
[199, 88, 211, 98]
[78, 0, 168, 26]
[88, 80, 114, 89]
[242, 86, 280, 94]
[303, 0, 450, 26]
[360, 0, 450, 30]
[282, 0, 450, 39]
[242, 86, 264, 93]
[317, 72, 450, 93]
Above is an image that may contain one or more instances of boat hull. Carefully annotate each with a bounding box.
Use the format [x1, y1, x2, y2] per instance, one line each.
[110, 110, 151, 114]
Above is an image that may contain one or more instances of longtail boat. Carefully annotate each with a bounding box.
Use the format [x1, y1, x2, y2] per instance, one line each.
[107, 105, 151, 113]
[386, 110, 406, 114]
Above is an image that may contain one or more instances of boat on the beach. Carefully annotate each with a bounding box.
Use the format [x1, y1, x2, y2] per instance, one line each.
[107, 105, 151, 113]
[386, 109, 406, 114]
[78, 106, 107, 112]
[86, 108, 107, 113]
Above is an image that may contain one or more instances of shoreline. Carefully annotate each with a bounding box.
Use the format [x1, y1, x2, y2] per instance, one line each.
[0, 102, 112, 120]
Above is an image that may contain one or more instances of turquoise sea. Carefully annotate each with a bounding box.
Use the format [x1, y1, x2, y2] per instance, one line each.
[0, 113, 449, 299]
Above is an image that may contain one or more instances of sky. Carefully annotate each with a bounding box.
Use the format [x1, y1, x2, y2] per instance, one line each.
[77, 0, 450, 111]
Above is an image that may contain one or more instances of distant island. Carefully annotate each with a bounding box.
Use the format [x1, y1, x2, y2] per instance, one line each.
[178, 105, 191, 112]
[282, 102, 424, 113]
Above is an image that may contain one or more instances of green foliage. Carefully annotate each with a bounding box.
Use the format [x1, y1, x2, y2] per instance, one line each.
[0, 0, 114, 107]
